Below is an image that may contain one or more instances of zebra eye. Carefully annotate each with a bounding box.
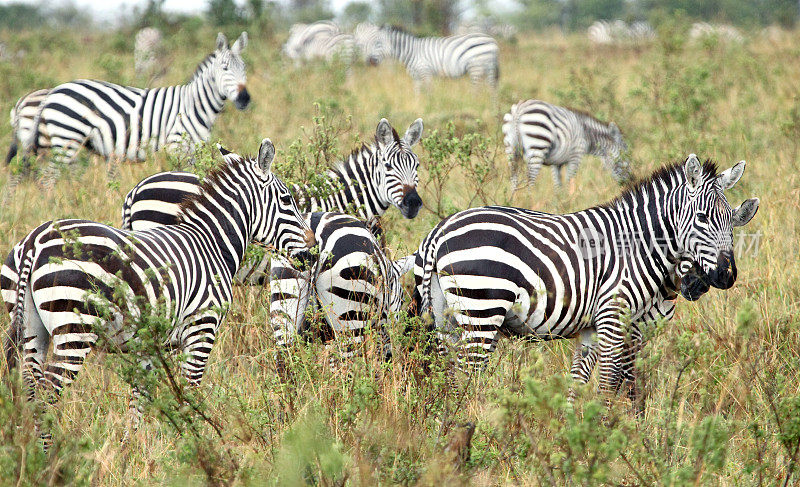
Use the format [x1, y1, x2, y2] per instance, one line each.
[697, 212, 708, 223]
[280, 194, 293, 205]
[384, 162, 392, 170]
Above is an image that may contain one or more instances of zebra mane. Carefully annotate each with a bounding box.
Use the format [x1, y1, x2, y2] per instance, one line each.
[383, 25, 415, 36]
[176, 153, 250, 221]
[601, 158, 718, 209]
[567, 106, 610, 127]
[189, 52, 217, 82]
[330, 127, 401, 173]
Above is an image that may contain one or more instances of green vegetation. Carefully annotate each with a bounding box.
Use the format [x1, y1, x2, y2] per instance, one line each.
[0, 22, 798, 485]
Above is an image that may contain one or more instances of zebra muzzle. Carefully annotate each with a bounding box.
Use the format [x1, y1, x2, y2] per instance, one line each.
[234, 86, 250, 110]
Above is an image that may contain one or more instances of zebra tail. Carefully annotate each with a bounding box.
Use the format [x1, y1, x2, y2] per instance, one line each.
[5, 247, 33, 372]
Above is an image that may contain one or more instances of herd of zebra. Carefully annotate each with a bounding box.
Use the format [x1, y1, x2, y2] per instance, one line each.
[588, 20, 747, 45]
[1, 27, 761, 449]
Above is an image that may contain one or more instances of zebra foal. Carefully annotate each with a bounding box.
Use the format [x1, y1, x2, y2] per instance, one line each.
[2, 139, 315, 448]
[412, 154, 759, 401]
[502, 99, 631, 189]
[270, 212, 414, 375]
[7, 31, 250, 189]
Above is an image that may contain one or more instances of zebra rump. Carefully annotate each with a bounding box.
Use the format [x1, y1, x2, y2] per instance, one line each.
[270, 212, 414, 365]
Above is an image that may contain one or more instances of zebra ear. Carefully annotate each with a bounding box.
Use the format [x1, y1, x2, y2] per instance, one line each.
[258, 138, 275, 172]
[232, 32, 248, 54]
[376, 118, 395, 146]
[216, 32, 229, 51]
[684, 153, 703, 191]
[403, 118, 424, 146]
[217, 143, 231, 156]
[392, 255, 415, 277]
[732, 197, 759, 227]
[718, 160, 745, 190]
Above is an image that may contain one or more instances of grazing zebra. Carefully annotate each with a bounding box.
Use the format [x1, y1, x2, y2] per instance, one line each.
[689, 23, 744, 43]
[411, 155, 759, 400]
[357, 26, 499, 90]
[15, 31, 250, 189]
[2, 139, 315, 448]
[134, 27, 164, 82]
[270, 212, 414, 373]
[588, 20, 655, 45]
[283, 21, 354, 65]
[120, 117, 424, 283]
[455, 20, 518, 41]
[502, 99, 631, 189]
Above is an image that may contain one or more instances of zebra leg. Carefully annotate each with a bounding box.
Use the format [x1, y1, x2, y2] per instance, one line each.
[568, 328, 599, 402]
[179, 314, 220, 387]
[620, 322, 645, 416]
[524, 155, 546, 186]
[551, 164, 564, 189]
[121, 359, 153, 444]
[269, 256, 312, 382]
[564, 156, 583, 185]
[595, 314, 627, 398]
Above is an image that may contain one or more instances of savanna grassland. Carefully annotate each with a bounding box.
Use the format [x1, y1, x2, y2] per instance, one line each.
[0, 22, 799, 485]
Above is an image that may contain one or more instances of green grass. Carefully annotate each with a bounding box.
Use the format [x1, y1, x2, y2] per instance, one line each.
[0, 24, 799, 485]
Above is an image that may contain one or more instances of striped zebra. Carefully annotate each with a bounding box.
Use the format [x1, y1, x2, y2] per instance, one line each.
[270, 212, 414, 374]
[357, 25, 499, 91]
[283, 21, 354, 66]
[1, 139, 315, 448]
[502, 99, 631, 189]
[689, 22, 744, 43]
[120, 117, 424, 283]
[588, 20, 655, 45]
[411, 155, 759, 400]
[9, 31, 250, 190]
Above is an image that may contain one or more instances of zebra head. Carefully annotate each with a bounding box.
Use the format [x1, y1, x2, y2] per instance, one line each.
[213, 32, 250, 110]
[677, 154, 759, 289]
[375, 118, 424, 219]
[355, 23, 391, 65]
[604, 122, 631, 183]
[218, 139, 315, 259]
[388, 254, 415, 313]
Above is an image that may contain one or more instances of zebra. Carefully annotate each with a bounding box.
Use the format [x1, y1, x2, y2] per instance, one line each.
[411, 154, 759, 401]
[283, 21, 354, 66]
[119, 117, 424, 283]
[357, 26, 499, 91]
[1, 139, 315, 448]
[269, 212, 414, 375]
[588, 20, 655, 45]
[502, 99, 631, 189]
[11, 31, 250, 189]
[689, 22, 744, 44]
[134, 27, 164, 82]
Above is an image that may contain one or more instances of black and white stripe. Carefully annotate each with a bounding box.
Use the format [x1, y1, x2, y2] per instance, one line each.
[270, 212, 414, 372]
[120, 118, 424, 283]
[411, 155, 759, 399]
[502, 99, 631, 189]
[283, 21, 354, 65]
[2, 140, 315, 447]
[357, 26, 499, 90]
[588, 20, 655, 45]
[19, 32, 250, 188]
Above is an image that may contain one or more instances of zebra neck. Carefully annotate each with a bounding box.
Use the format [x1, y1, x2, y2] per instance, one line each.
[178, 186, 250, 278]
[179, 64, 226, 140]
[580, 116, 614, 156]
[302, 145, 390, 219]
[386, 29, 418, 67]
[597, 184, 683, 279]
